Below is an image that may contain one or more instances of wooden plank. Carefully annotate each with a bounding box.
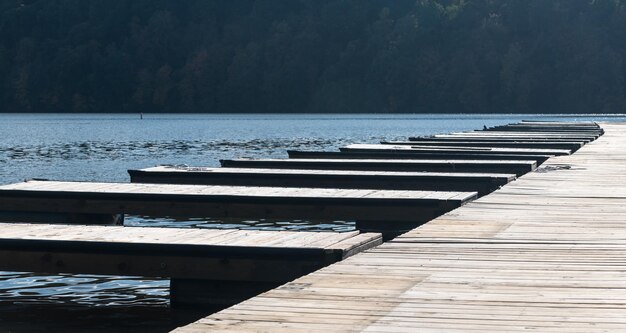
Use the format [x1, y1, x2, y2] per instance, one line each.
[445, 132, 599, 140]
[342, 144, 572, 156]
[485, 125, 603, 133]
[220, 158, 537, 176]
[128, 166, 514, 197]
[287, 150, 551, 163]
[408, 136, 591, 143]
[519, 120, 599, 125]
[382, 140, 583, 151]
[0, 223, 381, 281]
[0, 180, 476, 236]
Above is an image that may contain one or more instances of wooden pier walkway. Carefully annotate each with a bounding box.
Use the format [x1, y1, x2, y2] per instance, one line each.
[175, 122, 626, 332]
[129, 166, 515, 197]
[0, 223, 380, 308]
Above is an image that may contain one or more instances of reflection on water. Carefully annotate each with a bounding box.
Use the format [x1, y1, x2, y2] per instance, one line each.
[0, 272, 197, 333]
[0, 302, 208, 333]
[0, 113, 624, 331]
[0, 272, 168, 307]
[126, 215, 356, 232]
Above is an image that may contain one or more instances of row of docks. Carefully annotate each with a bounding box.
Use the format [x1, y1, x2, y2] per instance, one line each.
[0, 121, 603, 322]
[179, 121, 623, 333]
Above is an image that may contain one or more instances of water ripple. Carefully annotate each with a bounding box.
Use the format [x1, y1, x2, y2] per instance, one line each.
[0, 137, 383, 163]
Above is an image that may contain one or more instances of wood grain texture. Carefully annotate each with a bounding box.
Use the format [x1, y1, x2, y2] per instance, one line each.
[0, 180, 476, 236]
[220, 158, 537, 176]
[128, 166, 514, 196]
[176, 122, 626, 333]
[342, 143, 572, 156]
[0, 223, 382, 281]
[287, 150, 552, 163]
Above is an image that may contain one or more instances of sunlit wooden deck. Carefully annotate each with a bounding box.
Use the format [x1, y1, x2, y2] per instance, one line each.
[342, 143, 573, 156]
[220, 158, 537, 176]
[287, 150, 553, 163]
[175, 122, 626, 332]
[0, 180, 476, 237]
[129, 166, 515, 196]
[381, 140, 583, 151]
[0, 223, 381, 308]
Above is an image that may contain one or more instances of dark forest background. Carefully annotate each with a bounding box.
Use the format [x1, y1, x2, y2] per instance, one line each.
[1, 0, 625, 113]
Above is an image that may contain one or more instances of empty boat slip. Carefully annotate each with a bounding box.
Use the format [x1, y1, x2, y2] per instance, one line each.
[287, 150, 552, 163]
[0, 223, 381, 308]
[220, 158, 536, 176]
[0, 180, 477, 237]
[341, 144, 572, 156]
[128, 166, 515, 196]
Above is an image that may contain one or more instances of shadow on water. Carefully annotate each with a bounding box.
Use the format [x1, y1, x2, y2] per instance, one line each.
[0, 272, 208, 332]
[0, 304, 209, 333]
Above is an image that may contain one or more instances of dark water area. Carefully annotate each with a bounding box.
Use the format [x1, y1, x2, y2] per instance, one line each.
[0, 113, 625, 332]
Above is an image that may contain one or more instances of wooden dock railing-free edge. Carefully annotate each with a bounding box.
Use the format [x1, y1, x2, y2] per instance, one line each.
[174, 122, 618, 332]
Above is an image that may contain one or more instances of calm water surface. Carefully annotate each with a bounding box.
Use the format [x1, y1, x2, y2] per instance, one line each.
[0, 113, 624, 331]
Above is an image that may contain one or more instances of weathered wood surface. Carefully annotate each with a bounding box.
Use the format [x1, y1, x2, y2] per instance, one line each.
[0, 180, 476, 236]
[426, 134, 595, 143]
[287, 150, 551, 163]
[444, 131, 600, 140]
[176, 123, 626, 333]
[486, 125, 603, 133]
[484, 122, 603, 133]
[342, 144, 572, 156]
[408, 136, 593, 143]
[382, 140, 583, 151]
[220, 158, 537, 176]
[519, 120, 598, 124]
[129, 166, 514, 196]
[0, 223, 381, 280]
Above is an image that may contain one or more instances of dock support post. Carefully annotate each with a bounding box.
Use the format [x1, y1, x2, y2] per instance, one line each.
[170, 279, 281, 310]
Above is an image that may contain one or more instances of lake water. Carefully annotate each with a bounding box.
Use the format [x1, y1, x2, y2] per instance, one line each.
[0, 113, 624, 331]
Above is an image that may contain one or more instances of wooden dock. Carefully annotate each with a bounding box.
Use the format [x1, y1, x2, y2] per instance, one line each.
[381, 140, 583, 151]
[436, 132, 600, 140]
[0, 120, 606, 317]
[220, 158, 537, 176]
[287, 150, 552, 163]
[341, 143, 573, 156]
[0, 223, 380, 308]
[486, 123, 603, 133]
[174, 122, 626, 332]
[129, 166, 515, 197]
[408, 136, 595, 143]
[0, 180, 476, 237]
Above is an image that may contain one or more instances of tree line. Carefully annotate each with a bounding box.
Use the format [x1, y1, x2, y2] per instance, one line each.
[1, 0, 625, 113]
